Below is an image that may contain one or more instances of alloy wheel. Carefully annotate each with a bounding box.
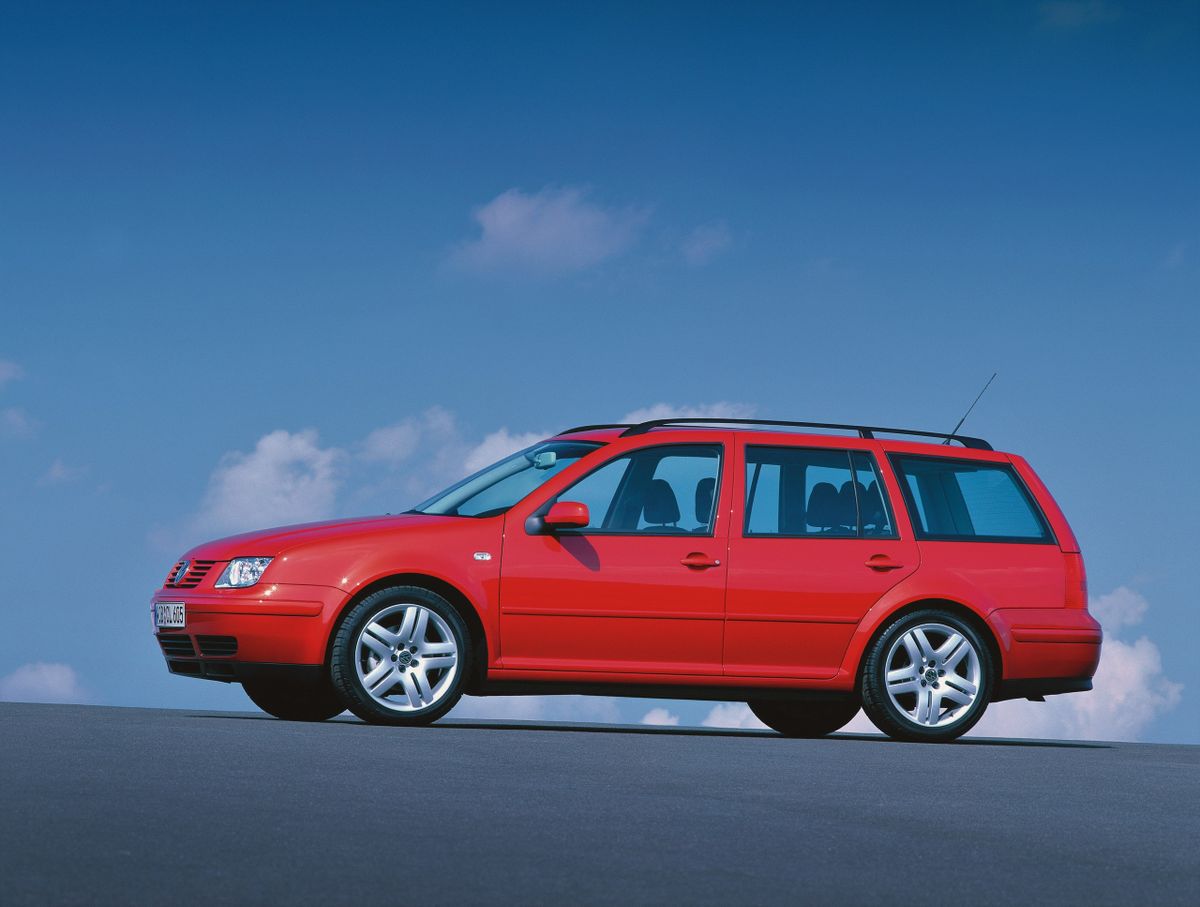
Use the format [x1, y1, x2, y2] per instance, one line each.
[355, 603, 460, 712]
[883, 622, 981, 729]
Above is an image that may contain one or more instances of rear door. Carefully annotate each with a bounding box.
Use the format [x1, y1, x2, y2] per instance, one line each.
[723, 437, 919, 678]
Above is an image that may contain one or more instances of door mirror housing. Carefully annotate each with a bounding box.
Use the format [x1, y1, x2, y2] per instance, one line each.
[542, 501, 590, 530]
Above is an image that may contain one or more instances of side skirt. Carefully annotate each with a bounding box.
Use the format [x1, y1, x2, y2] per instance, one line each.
[475, 680, 857, 703]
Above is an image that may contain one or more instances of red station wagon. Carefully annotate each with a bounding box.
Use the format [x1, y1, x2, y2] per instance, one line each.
[152, 418, 1102, 742]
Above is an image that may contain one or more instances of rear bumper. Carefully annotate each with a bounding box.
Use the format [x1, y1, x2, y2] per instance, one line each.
[994, 676, 1093, 702]
[151, 583, 345, 681]
[989, 607, 1103, 685]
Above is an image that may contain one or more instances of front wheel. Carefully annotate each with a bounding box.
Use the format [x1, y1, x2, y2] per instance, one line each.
[330, 586, 471, 726]
[747, 698, 861, 737]
[860, 609, 993, 742]
[243, 677, 345, 722]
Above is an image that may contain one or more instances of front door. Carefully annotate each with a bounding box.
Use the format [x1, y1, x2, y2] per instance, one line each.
[499, 440, 731, 675]
[723, 440, 919, 678]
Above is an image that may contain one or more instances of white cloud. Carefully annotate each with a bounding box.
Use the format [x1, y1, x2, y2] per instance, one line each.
[193, 429, 342, 535]
[620, 401, 758, 424]
[357, 409, 468, 507]
[360, 421, 422, 465]
[0, 358, 23, 388]
[1, 406, 36, 439]
[1089, 585, 1148, 631]
[39, 458, 88, 486]
[450, 186, 648, 275]
[463, 428, 548, 473]
[1038, 1, 1120, 28]
[641, 707, 680, 726]
[184, 410, 559, 540]
[701, 702, 769, 729]
[356, 407, 531, 505]
[973, 586, 1181, 742]
[680, 221, 732, 266]
[0, 662, 88, 704]
[451, 695, 622, 723]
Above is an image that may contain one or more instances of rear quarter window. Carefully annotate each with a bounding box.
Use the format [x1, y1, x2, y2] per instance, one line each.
[889, 454, 1054, 544]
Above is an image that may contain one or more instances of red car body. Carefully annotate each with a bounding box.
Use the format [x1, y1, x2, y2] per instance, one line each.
[153, 424, 1101, 710]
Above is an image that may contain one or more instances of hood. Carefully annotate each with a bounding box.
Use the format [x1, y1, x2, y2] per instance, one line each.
[184, 512, 460, 560]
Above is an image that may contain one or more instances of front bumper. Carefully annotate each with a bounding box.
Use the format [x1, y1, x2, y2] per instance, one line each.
[151, 582, 346, 681]
[159, 657, 327, 685]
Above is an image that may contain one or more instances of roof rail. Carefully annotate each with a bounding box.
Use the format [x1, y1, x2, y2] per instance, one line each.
[558, 423, 634, 435]
[617, 418, 993, 450]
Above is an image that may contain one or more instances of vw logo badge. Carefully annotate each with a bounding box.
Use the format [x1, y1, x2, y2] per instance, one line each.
[173, 560, 190, 585]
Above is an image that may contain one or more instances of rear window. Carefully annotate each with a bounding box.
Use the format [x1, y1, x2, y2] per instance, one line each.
[889, 455, 1053, 544]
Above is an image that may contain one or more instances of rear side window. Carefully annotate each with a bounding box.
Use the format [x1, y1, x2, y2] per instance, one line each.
[744, 446, 897, 538]
[889, 455, 1053, 543]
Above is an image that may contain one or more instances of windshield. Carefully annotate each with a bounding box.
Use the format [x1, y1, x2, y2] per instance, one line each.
[412, 440, 603, 518]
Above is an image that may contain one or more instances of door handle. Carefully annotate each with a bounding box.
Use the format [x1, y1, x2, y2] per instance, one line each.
[681, 552, 721, 569]
[865, 554, 904, 571]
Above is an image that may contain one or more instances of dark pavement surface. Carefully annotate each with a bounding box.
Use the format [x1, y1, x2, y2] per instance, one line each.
[1, 702, 1197, 905]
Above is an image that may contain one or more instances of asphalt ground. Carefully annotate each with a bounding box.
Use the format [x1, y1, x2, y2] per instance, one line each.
[1, 702, 1196, 905]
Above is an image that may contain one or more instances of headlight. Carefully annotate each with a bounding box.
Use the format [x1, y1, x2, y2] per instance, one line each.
[215, 557, 273, 588]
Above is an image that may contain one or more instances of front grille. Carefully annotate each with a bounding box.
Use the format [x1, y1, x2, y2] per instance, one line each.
[158, 635, 196, 658]
[196, 635, 238, 657]
[163, 560, 218, 589]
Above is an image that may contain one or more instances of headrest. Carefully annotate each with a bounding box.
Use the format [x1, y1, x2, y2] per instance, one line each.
[860, 481, 885, 525]
[694, 477, 715, 526]
[643, 478, 681, 525]
[806, 482, 841, 529]
[840, 481, 866, 530]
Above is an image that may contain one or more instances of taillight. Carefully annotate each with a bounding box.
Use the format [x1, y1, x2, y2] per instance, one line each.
[1064, 552, 1087, 609]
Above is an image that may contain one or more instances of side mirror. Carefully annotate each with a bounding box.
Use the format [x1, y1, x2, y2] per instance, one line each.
[543, 501, 590, 530]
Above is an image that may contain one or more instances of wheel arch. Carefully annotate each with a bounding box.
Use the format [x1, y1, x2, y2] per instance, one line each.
[324, 573, 490, 691]
[850, 597, 1003, 694]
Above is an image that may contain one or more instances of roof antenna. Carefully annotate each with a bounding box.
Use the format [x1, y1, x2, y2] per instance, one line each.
[944, 372, 997, 443]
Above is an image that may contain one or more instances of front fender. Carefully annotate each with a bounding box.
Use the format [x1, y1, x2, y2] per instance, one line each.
[268, 519, 505, 655]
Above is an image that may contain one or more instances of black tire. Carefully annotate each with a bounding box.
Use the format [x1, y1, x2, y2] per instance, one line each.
[747, 698, 861, 737]
[330, 585, 472, 726]
[860, 608, 994, 743]
[242, 677, 345, 722]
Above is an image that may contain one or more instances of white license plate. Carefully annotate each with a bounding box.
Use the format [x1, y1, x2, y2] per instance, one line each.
[155, 602, 186, 629]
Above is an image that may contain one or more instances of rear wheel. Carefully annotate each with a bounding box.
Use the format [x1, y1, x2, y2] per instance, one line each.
[330, 586, 471, 726]
[242, 677, 345, 722]
[747, 698, 861, 737]
[860, 608, 993, 742]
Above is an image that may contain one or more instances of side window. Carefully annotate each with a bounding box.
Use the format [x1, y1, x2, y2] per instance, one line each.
[551, 444, 722, 535]
[890, 455, 1052, 543]
[557, 457, 632, 530]
[850, 451, 897, 537]
[744, 446, 897, 539]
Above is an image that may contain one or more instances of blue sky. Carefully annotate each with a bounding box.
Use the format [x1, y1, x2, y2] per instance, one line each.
[1, 1, 1197, 742]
